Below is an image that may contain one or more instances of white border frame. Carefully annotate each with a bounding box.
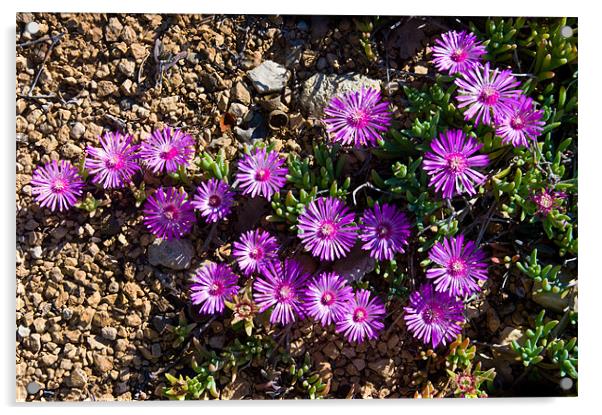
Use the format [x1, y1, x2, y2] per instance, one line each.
[3, 1, 597, 414]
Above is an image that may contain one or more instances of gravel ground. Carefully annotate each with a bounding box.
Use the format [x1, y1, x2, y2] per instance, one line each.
[16, 13, 543, 401]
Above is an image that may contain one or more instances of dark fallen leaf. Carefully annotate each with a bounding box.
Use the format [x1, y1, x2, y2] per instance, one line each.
[385, 19, 426, 61]
[333, 242, 375, 282]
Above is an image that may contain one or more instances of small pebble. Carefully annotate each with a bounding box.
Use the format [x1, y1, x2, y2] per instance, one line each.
[17, 325, 31, 338]
[25, 22, 40, 35]
[30, 246, 42, 260]
[26, 381, 43, 395]
[101, 327, 118, 341]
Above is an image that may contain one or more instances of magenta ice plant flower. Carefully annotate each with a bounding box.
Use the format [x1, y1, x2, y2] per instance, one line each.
[297, 197, 358, 261]
[190, 262, 240, 315]
[455, 62, 522, 126]
[335, 289, 386, 343]
[532, 188, 567, 217]
[139, 126, 195, 174]
[359, 203, 412, 260]
[84, 131, 141, 189]
[232, 229, 279, 276]
[236, 147, 287, 200]
[432, 30, 487, 75]
[404, 284, 465, 348]
[423, 129, 490, 199]
[30, 160, 84, 212]
[427, 235, 489, 297]
[191, 178, 234, 223]
[303, 272, 354, 327]
[323, 87, 392, 147]
[253, 258, 309, 324]
[496, 95, 545, 148]
[253, 259, 311, 325]
[143, 187, 196, 240]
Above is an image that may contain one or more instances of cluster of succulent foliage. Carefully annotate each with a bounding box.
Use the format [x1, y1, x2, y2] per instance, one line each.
[26, 16, 577, 398]
[470, 17, 577, 82]
[510, 310, 578, 381]
[445, 335, 477, 371]
[268, 143, 350, 227]
[516, 249, 573, 296]
[163, 317, 330, 400]
[196, 148, 231, 182]
[265, 352, 329, 399]
[163, 326, 275, 400]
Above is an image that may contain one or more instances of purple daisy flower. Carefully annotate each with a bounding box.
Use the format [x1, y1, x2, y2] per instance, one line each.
[427, 235, 489, 297]
[532, 188, 567, 217]
[139, 126, 195, 174]
[303, 272, 354, 327]
[253, 259, 310, 325]
[404, 284, 465, 348]
[432, 30, 487, 75]
[191, 178, 234, 223]
[423, 129, 490, 199]
[323, 87, 392, 147]
[359, 203, 412, 260]
[190, 262, 239, 315]
[496, 95, 545, 148]
[236, 147, 288, 200]
[143, 187, 196, 240]
[297, 197, 358, 261]
[455, 62, 522, 126]
[232, 229, 279, 276]
[84, 131, 141, 189]
[30, 160, 84, 212]
[335, 289, 386, 343]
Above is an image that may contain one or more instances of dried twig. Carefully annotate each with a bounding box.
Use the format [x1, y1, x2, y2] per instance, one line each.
[25, 33, 65, 97]
[103, 113, 127, 131]
[351, 181, 395, 206]
[267, 323, 293, 364]
[476, 201, 498, 246]
[152, 38, 188, 90]
[17, 32, 65, 48]
[17, 93, 58, 101]
[202, 222, 218, 251]
[138, 52, 150, 84]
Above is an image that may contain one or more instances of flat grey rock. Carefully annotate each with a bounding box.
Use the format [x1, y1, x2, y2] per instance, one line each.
[247, 60, 289, 94]
[148, 239, 194, 271]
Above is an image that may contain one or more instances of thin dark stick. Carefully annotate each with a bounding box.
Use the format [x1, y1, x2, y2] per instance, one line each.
[476, 201, 497, 246]
[386, 306, 404, 336]
[351, 181, 395, 206]
[17, 93, 57, 101]
[17, 32, 65, 48]
[267, 324, 293, 363]
[26, 33, 64, 97]
[202, 222, 218, 251]
[138, 52, 150, 84]
[103, 113, 127, 131]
